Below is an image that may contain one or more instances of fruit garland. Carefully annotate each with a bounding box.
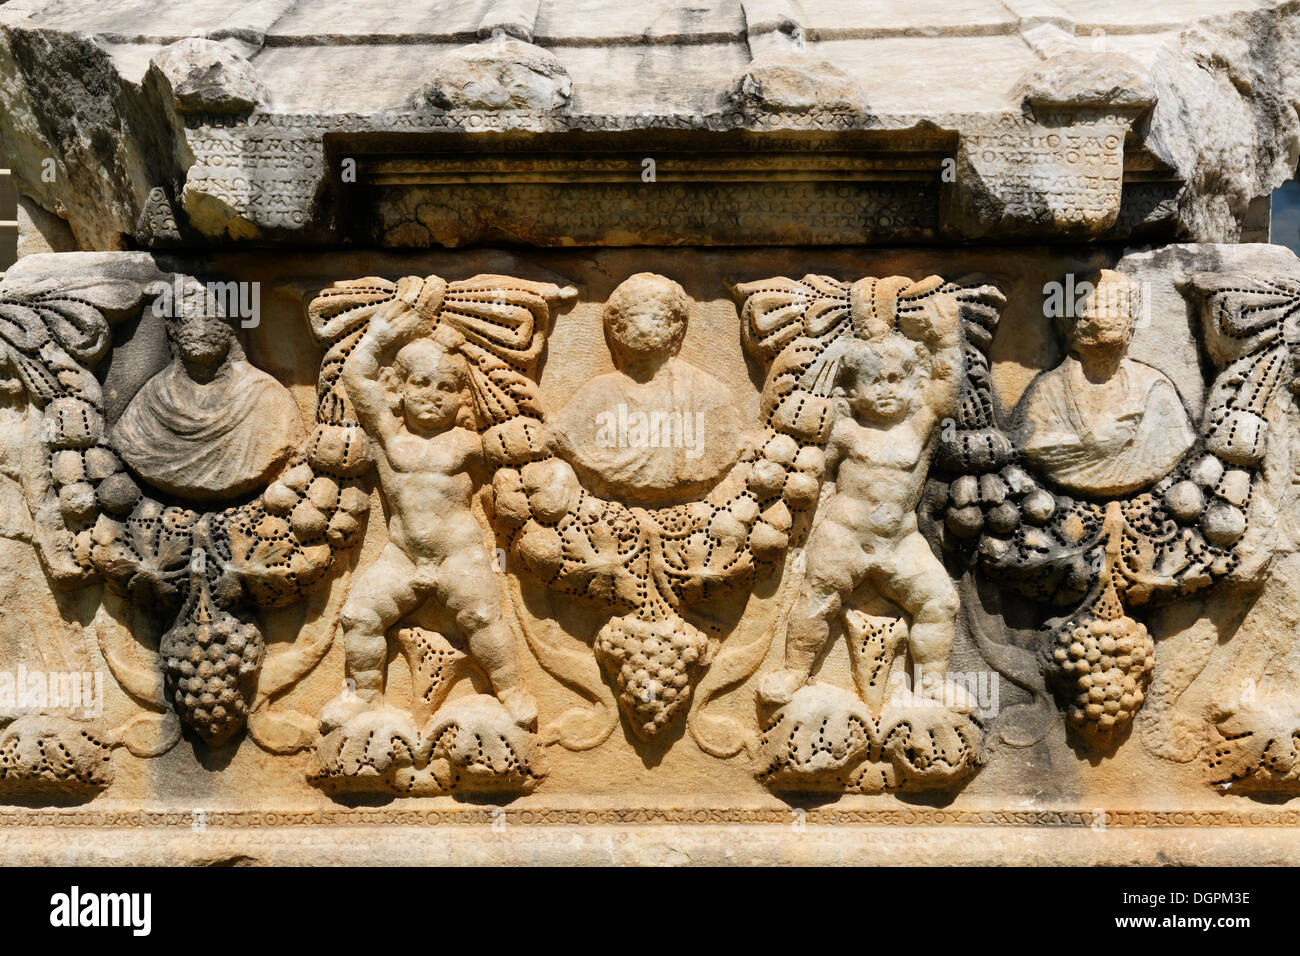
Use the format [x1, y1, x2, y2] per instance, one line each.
[0, 276, 371, 745]
[931, 272, 1299, 748]
[314, 272, 1005, 741]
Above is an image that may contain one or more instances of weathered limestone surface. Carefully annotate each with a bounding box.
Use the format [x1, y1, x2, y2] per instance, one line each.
[0, 242, 1293, 861]
[0, 1, 1299, 866]
[0, 0, 1298, 247]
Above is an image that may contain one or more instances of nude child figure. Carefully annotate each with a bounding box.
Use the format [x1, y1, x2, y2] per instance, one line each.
[325, 300, 537, 729]
[758, 290, 966, 708]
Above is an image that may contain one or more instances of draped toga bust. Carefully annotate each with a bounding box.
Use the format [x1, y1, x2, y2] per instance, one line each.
[1013, 270, 1195, 497]
[551, 273, 743, 504]
[111, 301, 303, 502]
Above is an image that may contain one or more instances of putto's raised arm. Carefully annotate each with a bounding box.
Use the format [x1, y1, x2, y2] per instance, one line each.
[899, 278, 1005, 418]
[340, 301, 427, 442]
[899, 281, 962, 400]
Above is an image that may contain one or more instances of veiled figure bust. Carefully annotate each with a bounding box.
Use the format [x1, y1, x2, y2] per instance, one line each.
[111, 296, 303, 502]
[1013, 270, 1195, 497]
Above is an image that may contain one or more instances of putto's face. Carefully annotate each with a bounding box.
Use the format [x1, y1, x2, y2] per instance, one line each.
[173, 315, 232, 367]
[399, 349, 464, 432]
[846, 354, 917, 423]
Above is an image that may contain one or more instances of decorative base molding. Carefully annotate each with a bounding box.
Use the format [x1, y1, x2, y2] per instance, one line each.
[2, 821, 1298, 866]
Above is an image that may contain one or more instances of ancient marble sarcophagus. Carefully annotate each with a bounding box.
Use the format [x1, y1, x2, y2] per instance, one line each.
[0, 0, 1299, 865]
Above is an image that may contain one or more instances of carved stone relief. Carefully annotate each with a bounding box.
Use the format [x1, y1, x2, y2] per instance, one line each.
[931, 259, 1299, 764]
[308, 273, 572, 793]
[0, 240, 1294, 863]
[739, 274, 1002, 793]
[110, 287, 303, 502]
[1013, 271, 1195, 497]
[6, 0, 1300, 875]
[0, 262, 372, 779]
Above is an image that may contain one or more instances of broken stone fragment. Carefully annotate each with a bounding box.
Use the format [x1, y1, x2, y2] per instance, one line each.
[410, 36, 571, 113]
[725, 52, 866, 118]
[149, 38, 266, 115]
[1014, 50, 1157, 111]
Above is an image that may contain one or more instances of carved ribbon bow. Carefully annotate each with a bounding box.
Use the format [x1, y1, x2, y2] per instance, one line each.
[308, 273, 574, 428]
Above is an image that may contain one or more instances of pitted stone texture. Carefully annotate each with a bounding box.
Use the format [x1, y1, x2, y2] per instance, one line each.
[1014, 50, 1157, 109]
[726, 53, 866, 117]
[0, 0, 1297, 247]
[411, 37, 571, 112]
[150, 38, 266, 115]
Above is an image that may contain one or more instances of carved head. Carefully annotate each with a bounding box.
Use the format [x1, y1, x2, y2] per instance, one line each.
[838, 334, 927, 423]
[603, 273, 690, 369]
[1062, 269, 1141, 356]
[165, 288, 236, 371]
[392, 329, 471, 433]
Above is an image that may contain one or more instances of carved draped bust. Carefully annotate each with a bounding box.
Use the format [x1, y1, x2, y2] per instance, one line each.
[1014, 270, 1195, 496]
[550, 273, 743, 503]
[111, 310, 303, 502]
[1016, 355, 1195, 495]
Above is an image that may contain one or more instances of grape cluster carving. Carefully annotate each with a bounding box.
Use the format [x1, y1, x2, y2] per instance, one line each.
[0, 279, 372, 745]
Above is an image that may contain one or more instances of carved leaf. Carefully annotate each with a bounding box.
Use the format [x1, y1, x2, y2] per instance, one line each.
[95, 615, 164, 708]
[1191, 273, 1300, 365]
[507, 577, 617, 751]
[247, 707, 318, 755]
[688, 563, 801, 759]
[1211, 697, 1300, 788]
